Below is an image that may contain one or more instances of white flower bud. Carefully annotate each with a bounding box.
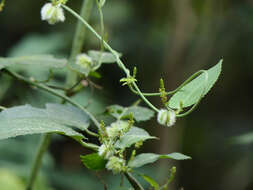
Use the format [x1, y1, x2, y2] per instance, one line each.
[41, 3, 65, 25]
[106, 156, 126, 174]
[98, 142, 114, 159]
[157, 109, 176, 127]
[76, 53, 93, 69]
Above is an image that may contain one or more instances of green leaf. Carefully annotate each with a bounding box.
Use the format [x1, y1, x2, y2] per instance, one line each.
[107, 105, 155, 122]
[69, 61, 91, 77]
[89, 71, 102, 78]
[160, 153, 192, 160]
[0, 118, 83, 141]
[69, 59, 101, 77]
[168, 60, 222, 109]
[114, 127, 157, 149]
[0, 55, 67, 70]
[88, 50, 118, 64]
[45, 103, 90, 130]
[80, 153, 107, 171]
[0, 105, 86, 140]
[128, 153, 160, 168]
[125, 106, 155, 122]
[140, 174, 159, 190]
[107, 105, 124, 119]
[128, 153, 191, 168]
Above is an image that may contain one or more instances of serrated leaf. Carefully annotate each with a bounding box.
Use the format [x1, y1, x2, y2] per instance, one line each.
[107, 105, 154, 122]
[0, 118, 83, 140]
[140, 174, 159, 190]
[45, 103, 90, 130]
[168, 60, 222, 109]
[80, 153, 107, 170]
[0, 55, 67, 70]
[88, 50, 118, 64]
[128, 153, 191, 168]
[114, 127, 157, 149]
[0, 105, 87, 141]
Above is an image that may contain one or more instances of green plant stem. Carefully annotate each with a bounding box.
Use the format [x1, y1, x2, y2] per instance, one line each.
[95, 0, 105, 51]
[66, 0, 94, 88]
[3, 69, 101, 129]
[124, 172, 145, 190]
[83, 128, 99, 137]
[62, 5, 159, 113]
[46, 84, 68, 91]
[79, 140, 99, 150]
[128, 70, 208, 97]
[26, 133, 52, 190]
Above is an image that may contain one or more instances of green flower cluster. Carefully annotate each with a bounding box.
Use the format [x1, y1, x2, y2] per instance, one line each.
[98, 121, 132, 174]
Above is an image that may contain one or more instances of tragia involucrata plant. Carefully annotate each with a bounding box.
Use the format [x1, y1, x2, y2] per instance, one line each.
[0, 0, 222, 189]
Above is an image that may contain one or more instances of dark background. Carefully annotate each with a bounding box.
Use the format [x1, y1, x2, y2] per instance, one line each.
[0, 0, 253, 190]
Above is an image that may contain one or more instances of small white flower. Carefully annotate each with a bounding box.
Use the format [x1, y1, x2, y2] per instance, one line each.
[98, 142, 114, 159]
[106, 121, 129, 139]
[76, 53, 93, 69]
[106, 156, 126, 174]
[41, 3, 65, 25]
[157, 109, 176, 127]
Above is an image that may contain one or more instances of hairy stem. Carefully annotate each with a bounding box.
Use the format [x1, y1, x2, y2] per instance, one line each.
[26, 134, 52, 190]
[66, 0, 94, 88]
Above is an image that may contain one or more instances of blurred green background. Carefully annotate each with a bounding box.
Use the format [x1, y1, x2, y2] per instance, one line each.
[1, 0, 253, 189]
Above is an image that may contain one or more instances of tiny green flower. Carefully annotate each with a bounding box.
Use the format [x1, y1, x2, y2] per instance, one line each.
[41, 3, 65, 25]
[76, 53, 93, 69]
[98, 142, 114, 159]
[106, 156, 126, 174]
[157, 109, 176, 127]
